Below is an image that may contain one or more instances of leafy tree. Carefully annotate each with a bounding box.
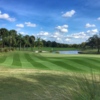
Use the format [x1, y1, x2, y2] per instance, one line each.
[87, 34, 100, 53]
[35, 38, 43, 51]
[46, 41, 52, 47]
[0, 28, 8, 48]
[29, 35, 35, 51]
[16, 33, 23, 50]
[24, 35, 30, 50]
[9, 30, 17, 49]
[51, 41, 57, 47]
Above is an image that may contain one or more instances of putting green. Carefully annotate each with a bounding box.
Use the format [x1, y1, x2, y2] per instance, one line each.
[0, 51, 100, 72]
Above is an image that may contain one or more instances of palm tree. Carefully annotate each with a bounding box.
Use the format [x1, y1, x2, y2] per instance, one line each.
[9, 30, 17, 50]
[24, 35, 30, 50]
[0, 28, 8, 48]
[35, 37, 43, 51]
[16, 33, 23, 51]
[29, 35, 35, 51]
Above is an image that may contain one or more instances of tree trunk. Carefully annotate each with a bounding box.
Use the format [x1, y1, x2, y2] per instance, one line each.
[97, 45, 100, 54]
[19, 43, 21, 51]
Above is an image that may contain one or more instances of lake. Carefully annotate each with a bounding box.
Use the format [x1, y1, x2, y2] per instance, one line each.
[53, 50, 79, 54]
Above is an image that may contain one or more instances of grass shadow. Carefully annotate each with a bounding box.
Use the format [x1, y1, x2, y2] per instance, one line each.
[0, 72, 100, 100]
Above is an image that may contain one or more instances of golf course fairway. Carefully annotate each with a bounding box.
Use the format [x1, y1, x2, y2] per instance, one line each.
[0, 51, 100, 73]
[0, 51, 100, 100]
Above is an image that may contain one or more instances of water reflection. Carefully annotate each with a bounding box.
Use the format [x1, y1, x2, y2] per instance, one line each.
[54, 50, 79, 54]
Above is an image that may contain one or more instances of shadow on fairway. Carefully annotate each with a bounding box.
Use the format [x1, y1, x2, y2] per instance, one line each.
[0, 73, 100, 100]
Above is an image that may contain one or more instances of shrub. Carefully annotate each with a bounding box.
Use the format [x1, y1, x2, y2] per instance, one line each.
[49, 50, 53, 53]
[69, 73, 100, 100]
[38, 50, 42, 53]
[4, 48, 8, 52]
[11, 48, 14, 51]
[0, 48, 3, 52]
[55, 51, 59, 53]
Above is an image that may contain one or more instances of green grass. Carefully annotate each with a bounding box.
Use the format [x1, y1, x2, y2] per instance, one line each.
[12, 53, 22, 67]
[79, 49, 99, 54]
[0, 51, 100, 100]
[0, 51, 100, 73]
[0, 70, 99, 100]
[16, 47, 78, 51]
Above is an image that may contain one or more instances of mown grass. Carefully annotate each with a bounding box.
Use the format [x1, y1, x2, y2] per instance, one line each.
[24, 53, 49, 70]
[0, 55, 6, 63]
[0, 51, 100, 72]
[16, 47, 78, 51]
[12, 53, 22, 67]
[0, 51, 100, 100]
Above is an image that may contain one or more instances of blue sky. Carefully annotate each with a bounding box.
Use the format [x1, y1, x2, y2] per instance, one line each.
[0, 0, 100, 44]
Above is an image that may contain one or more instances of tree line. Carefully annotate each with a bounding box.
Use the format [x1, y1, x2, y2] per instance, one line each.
[1, 27, 99, 53]
[81, 34, 100, 54]
[0, 28, 79, 51]
[0, 28, 35, 51]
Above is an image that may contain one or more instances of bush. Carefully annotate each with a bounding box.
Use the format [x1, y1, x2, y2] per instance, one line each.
[55, 51, 59, 53]
[11, 48, 14, 51]
[38, 50, 42, 53]
[49, 50, 53, 53]
[0, 48, 4, 52]
[4, 48, 8, 52]
[69, 73, 100, 100]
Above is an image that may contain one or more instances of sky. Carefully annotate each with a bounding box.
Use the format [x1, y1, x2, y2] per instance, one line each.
[0, 0, 100, 44]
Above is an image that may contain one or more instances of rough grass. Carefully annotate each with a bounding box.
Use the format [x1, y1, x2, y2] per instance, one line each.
[0, 52, 100, 100]
[0, 70, 100, 100]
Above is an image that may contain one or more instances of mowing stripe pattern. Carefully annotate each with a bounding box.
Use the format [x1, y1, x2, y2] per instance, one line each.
[24, 53, 50, 69]
[19, 53, 34, 68]
[31, 54, 67, 71]
[0, 56, 7, 63]
[0, 52, 100, 72]
[12, 53, 22, 67]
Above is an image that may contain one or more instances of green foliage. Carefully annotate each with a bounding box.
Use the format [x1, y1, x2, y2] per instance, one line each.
[4, 48, 8, 52]
[0, 48, 4, 52]
[70, 73, 100, 100]
[38, 50, 42, 53]
[49, 50, 53, 53]
[55, 51, 59, 53]
[0, 48, 8, 52]
[86, 34, 100, 54]
[10, 47, 15, 51]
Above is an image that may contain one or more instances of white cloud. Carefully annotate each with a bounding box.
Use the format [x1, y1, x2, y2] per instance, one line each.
[62, 10, 75, 18]
[65, 38, 71, 41]
[92, 29, 98, 33]
[87, 29, 98, 35]
[20, 32, 27, 35]
[25, 22, 36, 27]
[57, 37, 61, 41]
[62, 25, 68, 28]
[53, 32, 61, 37]
[42, 37, 47, 40]
[37, 31, 49, 36]
[16, 24, 24, 28]
[72, 32, 88, 39]
[0, 11, 15, 22]
[85, 23, 96, 28]
[55, 25, 68, 33]
[97, 17, 100, 20]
